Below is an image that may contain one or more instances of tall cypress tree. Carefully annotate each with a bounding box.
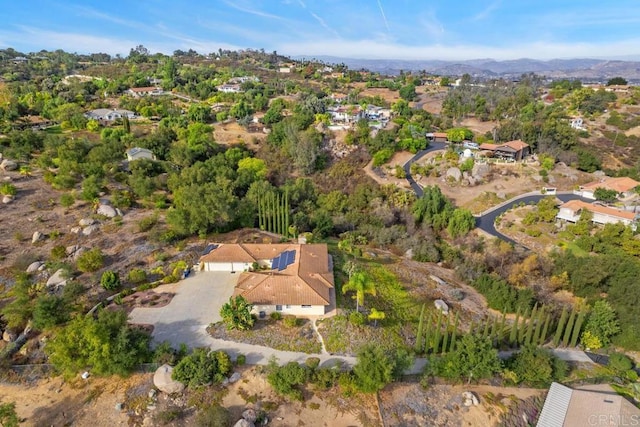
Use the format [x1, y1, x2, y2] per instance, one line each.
[525, 304, 538, 346]
[415, 304, 425, 354]
[540, 313, 551, 346]
[570, 308, 587, 347]
[563, 308, 577, 347]
[532, 306, 545, 346]
[553, 307, 568, 347]
[518, 307, 530, 345]
[284, 189, 290, 237]
[509, 309, 520, 346]
[482, 317, 491, 339]
[433, 310, 442, 354]
[449, 312, 459, 352]
[442, 315, 451, 354]
[498, 310, 507, 344]
[423, 313, 432, 353]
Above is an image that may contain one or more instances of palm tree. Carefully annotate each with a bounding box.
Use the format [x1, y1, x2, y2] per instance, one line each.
[342, 271, 376, 312]
[368, 308, 385, 327]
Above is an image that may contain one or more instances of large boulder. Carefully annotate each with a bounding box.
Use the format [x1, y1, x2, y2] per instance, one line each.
[3, 330, 17, 342]
[434, 299, 449, 315]
[153, 364, 185, 394]
[462, 391, 479, 406]
[97, 204, 117, 218]
[446, 167, 462, 182]
[233, 420, 254, 427]
[0, 159, 17, 171]
[2, 195, 13, 204]
[242, 409, 257, 423]
[79, 218, 97, 227]
[46, 269, 67, 288]
[82, 224, 100, 236]
[471, 162, 490, 180]
[32, 231, 44, 244]
[26, 261, 44, 273]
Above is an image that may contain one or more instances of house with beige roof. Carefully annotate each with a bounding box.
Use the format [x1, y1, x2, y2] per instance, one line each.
[577, 176, 640, 201]
[126, 86, 164, 97]
[199, 243, 335, 316]
[537, 382, 640, 427]
[556, 200, 638, 228]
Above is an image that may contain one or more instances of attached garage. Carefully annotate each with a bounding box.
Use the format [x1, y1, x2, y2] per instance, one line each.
[201, 261, 251, 272]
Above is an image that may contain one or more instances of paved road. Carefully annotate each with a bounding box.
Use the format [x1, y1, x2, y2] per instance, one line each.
[401, 147, 591, 244]
[403, 141, 446, 196]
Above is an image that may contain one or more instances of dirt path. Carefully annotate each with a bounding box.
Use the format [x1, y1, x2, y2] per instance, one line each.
[312, 318, 329, 355]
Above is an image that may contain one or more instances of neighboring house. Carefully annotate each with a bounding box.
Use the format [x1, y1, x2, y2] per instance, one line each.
[199, 243, 335, 316]
[556, 200, 638, 227]
[478, 140, 530, 161]
[328, 106, 365, 124]
[229, 76, 259, 84]
[365, 105, 391, 120]
[217, 84, 243, 93]
[577, 176, 640, 200]
[426, 132, 448, 143]
[14, 115, 54, 130]
[126, 86, 164, 97]
[278, 67, 293, 73]
[126, 147, 155, 161]
[85, 108, 136, 122]
[537, 382, 640, 427]
[330, 93, 348, 104]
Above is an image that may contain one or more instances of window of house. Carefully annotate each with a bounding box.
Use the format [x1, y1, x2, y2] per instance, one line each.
[301, 305, 311, 308]
[285, 305, 291, 309]
[276, 305, 283, 311]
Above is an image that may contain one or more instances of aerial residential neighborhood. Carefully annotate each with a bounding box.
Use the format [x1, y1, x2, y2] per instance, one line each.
[1, 2, 640, 426]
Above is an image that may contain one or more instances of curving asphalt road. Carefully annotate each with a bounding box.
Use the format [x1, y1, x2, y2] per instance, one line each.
[402, 146, 591, 245]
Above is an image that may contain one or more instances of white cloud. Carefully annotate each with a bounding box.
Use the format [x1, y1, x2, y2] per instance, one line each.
[470, 1, 501, 22]
[310, 13, 340, 38]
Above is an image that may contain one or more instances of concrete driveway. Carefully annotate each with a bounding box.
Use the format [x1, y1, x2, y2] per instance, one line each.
[129, 271, 238, 348]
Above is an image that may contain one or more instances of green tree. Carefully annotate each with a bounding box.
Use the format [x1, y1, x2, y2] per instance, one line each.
[412, 185, 453, 230]
[353, 344, 395, 393]
[100, 270, 121, 291]
[220, 296, 255, 331]
[342, 271, 376, 312]
[399, 84, 417, 101]
[267, 360, 308, 400]
[45, 309, 150, 377]
[431, 334, 502, 383]
[593, 187, 619, 203]
[583, 300, 620, 347]
[447, 208, 476, 238]
[172, 348, 232, 388]
[607, 77, 628, 86]
[32, 295, 69, 330]
[608, 352, 633, 373]
[507, 346, 566, 387]
[368, 308, 385, 327]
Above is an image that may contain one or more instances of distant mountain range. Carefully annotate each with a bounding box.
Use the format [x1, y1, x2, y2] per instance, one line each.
[297, 56, 640, 81]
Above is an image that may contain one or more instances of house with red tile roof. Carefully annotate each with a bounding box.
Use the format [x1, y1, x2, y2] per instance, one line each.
[556, 200, 638, 228]
[577, 176, 640, 200]
[199, 243, 335, 316]
[126, 86, 164, 97]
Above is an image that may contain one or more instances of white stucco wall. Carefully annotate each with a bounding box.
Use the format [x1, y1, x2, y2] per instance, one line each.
[203, 262, 251, 272]
[252, 304, 326, 317]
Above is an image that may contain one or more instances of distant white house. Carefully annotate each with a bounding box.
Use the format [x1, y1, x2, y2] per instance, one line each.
[278, 66, 293, 73]
[570, 117, 586, 130]
[126, 147, 155, 161]
[126, 86, 164, 97]
[217, 84, 243, 93]
[85, 108, 136, 122]
[328, 105, 365, 124]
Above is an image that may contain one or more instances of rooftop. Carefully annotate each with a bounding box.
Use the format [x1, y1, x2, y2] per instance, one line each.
[580, 176, 640, 193]
[559, 200, 637, 220]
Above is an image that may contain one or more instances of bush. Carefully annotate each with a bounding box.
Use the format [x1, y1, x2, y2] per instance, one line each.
[0, 183, 17, 196]
[349, 311, 366, 326]
[172, 348, 233, 388]
[235, 354, 246, 366]
[127, 268, 147, 284]
[220, 296, 255, 331]
[267, 360, 309, 400]
[283, 315, 301, 328]
[60, 193, 76, 208]
[353, 344, 395, 393]
[50, 245, 67, 260]
[153, 341, 188, 366]
[32, 294, 70, 330]
[609, 352, 634, 373]
[270, 312, 282, 321]
[137, 215, 158, 232]
[76, 248, 104, 273]
[100, 270, 121, 291]
[196, 403, 230, 427]
[305, 357, 320, 370]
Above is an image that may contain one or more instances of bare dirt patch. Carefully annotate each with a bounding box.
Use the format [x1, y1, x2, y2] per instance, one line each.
[379, 381, 545, 427]
[459, 117, 497, 135]
[213, 121, 266, 148]
[363, 150, 414, 190]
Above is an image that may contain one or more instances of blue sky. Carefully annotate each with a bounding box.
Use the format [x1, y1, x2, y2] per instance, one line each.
[2, 0, 640, 60]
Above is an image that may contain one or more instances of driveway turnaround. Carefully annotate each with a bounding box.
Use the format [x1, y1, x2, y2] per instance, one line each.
[129, 271, 238, 348]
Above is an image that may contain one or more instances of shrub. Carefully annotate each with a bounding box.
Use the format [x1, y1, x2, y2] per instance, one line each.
[127, 268, 147, 284]
[305, 357, 320, 370]
[50, 245, 67, 260]
[270, 312, 282, 321]
[235, 354, 246, 366]
[76, 248, 104, 273]
[349, 311, 366, 326]
[267, 360, 309, 400]
[59, 192, 75, 208]
[609, 352, 634, 373]
[283, 315, 301, 328]
[196, 403, 230, 427]
[172, 348, 233, 388]
[100, 270, 121, 291]
[137, 215, 158, 232]
[0, 183, 17, 196]
[220, 296, 255, 331]
[353, 344, 395, 393]
[32, 294, 70, 330]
